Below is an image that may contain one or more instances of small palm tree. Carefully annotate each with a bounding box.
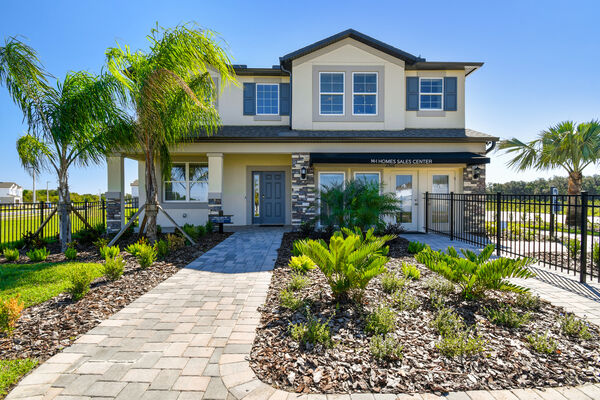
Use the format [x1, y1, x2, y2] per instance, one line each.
[499, 120, 600, 224]
[106, 23, 235, 242]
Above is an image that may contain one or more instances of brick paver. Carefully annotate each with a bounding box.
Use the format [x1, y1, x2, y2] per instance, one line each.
[7, 229, 600, 399]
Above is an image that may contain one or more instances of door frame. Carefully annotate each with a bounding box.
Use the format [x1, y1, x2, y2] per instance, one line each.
[252, 171, 286, 225]
[387, 171, 419, 232]
[245, 166, 291, 225]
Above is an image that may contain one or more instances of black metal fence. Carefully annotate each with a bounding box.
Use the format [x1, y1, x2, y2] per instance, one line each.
[424, 192, 600, 283]
[0, 198, 139, 246]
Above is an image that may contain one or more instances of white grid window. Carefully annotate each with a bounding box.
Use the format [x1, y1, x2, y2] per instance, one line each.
[352, 72, 377, 115]
[319, 72, 344, 115]
[256, 84, 279, 115]
[419, 78, 443, 110]
[164, 163, 208, 202]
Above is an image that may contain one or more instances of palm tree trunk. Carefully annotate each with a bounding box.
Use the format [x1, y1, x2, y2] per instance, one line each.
[566, 171, 583, 226]
[58, 167, 71, 251]
[144, 148, 159, 243]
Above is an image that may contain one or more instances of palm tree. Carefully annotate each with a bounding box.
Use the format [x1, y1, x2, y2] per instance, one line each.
[16, 71, 129, 250]
[499, 120, 600, 224]
[105, 24, 235, 242]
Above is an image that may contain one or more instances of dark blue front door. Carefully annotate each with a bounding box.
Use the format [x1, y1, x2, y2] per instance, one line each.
[253, 171, 285, 225]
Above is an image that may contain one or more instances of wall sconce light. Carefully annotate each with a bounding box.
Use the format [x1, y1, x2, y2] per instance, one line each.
[300, 167, 307, 180]
[473, 166, 481, 180]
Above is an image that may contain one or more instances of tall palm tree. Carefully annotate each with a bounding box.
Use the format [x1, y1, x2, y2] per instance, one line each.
[105, 24, 235, 242]
[499, 120, 600, 224]
[16, 71, 129, 250]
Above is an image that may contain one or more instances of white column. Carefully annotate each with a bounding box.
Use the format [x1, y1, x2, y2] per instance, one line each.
[106, 155, 125, 233]
[207, 153, 224, 216]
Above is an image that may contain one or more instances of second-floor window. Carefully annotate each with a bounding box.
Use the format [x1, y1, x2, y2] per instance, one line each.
[319, 72, 344, 115]
[256, 84, 279, 115]
[419, 78, 443, 110]
[353, 73, 377, 115]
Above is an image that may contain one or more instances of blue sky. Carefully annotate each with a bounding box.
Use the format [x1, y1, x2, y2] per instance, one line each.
[1, 0, 599, 195]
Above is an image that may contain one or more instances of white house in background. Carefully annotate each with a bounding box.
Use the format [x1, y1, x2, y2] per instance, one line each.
[0, 182, 23, 204]
[130, 179, 139, 199]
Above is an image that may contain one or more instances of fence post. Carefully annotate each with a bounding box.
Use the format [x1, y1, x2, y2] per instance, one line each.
[496, 192, 501, 256]
[450, 192, 455, 241]
[101, 199, 106, 228]
[425, 192, 429, 233]
[84, 200, 89, 225]
[39, 201, 45, 239]
[580, 191, 588, 284]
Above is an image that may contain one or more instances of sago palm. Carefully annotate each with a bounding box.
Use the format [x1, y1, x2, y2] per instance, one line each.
[105, 23, 235, 242]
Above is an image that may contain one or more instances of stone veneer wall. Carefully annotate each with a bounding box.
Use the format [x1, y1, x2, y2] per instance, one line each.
[462, 164, 487, 235]
[291, 153, 316, 226]
[105, 192, 122, 234]
[463, 164, 486, 194]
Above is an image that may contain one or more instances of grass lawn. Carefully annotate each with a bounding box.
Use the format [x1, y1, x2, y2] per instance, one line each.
[0, 359, 38, 398]
[0, 261, 103, 307]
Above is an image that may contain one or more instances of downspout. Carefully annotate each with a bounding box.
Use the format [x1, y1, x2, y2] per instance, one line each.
[280, 61, 292, 130]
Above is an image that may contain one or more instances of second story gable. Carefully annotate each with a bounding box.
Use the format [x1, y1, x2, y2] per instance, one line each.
[215, 29, 483, 131]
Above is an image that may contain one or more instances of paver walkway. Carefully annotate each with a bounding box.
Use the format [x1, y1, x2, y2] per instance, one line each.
[8, 229, 600, 400]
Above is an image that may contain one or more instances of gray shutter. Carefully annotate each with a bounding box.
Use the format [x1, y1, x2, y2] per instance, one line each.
[444, 77, 457, 111]
[279, 83, 290, 115]
[243, 83, 256, 115]
[406, 77, 419, 111]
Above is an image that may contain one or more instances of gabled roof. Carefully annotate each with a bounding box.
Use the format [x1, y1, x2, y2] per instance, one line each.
[0, 182, 21, 189]
[280, 29, 425, 68]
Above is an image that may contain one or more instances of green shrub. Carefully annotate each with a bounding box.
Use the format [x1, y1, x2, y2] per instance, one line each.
[103, 256, 125, 281]
[431, 307, 465, 337]
[485, 305, 531, 329]
[415, 244, 535, 300]
[288, 255, 316, 274]
[380, 271, 407, 294]
[407, 241, 429, 254]
[3, 248, 19, 262]
[100, 245, 120, 260]
[365, 306, 396, 335]
[401, 262, 421, 280]
[288, 273, 310, 291]
[205, 220, 214, 234]
[559, 313, 592, 339]
[567, 238, 581, 258]
[93, 237, 108, 249]
[289, 310, 332, 347]
[22, 231, 46, 249]
[137, 245, 157, 268]
[183, 223, 199, 240]
[166, 234, 185, 251]
[370, 334, 403, 361]
[292, 240, 303, 257]
[294, 227, 394, 300]
[279, 289, 304, 311]
[527, 331, 558, 354]
[436, 327, 486, 358]
[592, 242, 600, 266]
[515, 292, 541, 311]
[67, 265, 95, 300]
[26, 247, 49, 262]
[125, 242, 144, 257]
[154, 240, 169, 259]
[425, 277, 455, 296]
[391, 289, 419, 311]
[64, 247, 77, 260]
[0, 296, 24, 336]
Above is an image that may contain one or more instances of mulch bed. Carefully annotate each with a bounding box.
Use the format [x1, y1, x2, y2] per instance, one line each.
[250, 232, 600, 394]
[0, 232, 230, 363]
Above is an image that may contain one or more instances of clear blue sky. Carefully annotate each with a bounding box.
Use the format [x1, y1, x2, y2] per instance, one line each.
[1, 0, 599, 195]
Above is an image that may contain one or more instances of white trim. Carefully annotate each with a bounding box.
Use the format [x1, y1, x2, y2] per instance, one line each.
[255, 83, 279, 115]
[351, 72, 378, 116]
[318, 171, 346, 190]
[318, 72, 345, 116]
[163, 162, 209, 203]
[418, 77, 443, 111]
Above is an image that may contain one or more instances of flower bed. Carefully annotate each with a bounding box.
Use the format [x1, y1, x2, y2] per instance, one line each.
[250, 232, 600, 394]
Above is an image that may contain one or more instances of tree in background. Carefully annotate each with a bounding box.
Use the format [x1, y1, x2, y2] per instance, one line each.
[487, 175, 600, 196]
[105, 23, 235, 242]
[499, 120, 600, 224]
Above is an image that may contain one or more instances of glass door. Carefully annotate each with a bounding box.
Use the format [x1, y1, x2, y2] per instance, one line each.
[395, 174, 418, 231]
[431, 173, 451, 231]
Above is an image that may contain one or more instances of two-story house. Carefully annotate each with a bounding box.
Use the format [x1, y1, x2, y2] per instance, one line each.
[0, 182, 23, 204]
[106, 29, 497, 232]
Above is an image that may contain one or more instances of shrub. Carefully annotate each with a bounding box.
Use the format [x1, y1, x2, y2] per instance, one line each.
[407, 241, 429, 254]
[391, 289, 420, 311]
[415, 244, 535, 300]
[125, 242, 144, 257]
[279, 289, 304, 311]
[288, 273, 310, 291]
[527, 331, 558, 354]
[380, 271, 407, 294]
[67, 265, 94, 300]
[401, 262, 421, 280]
[154, 239, 169, 259]
[3, 248, 19, 262]
[365, 306, 396, 335]
[515, 292, 541, 311]
[74, 224, 105, 244]
[22, 231, 46, 249]
[183, 223, 199, 240]
[436, 328, 486, 358]
[370, 334, 403, 361]
[137, 245, 157, 268]
[100, 245, 120, 260]
[567, 238, 581, 258]
[26, 247, 49, 262]
[294, 227, 394, 300]
[299, 220, 316, 238]
[425, 277, 455, 296]
[289, 310, 332, 347]
[0, 296, 24, 336]
[377, 223, 405, 236]
[93, 237, 108, 249]
[292, 240, 303, 257]
[205, 220, 214, 234]
[592, 242, 600, 266]
[103, 256, 125, 281]
[288, 255, 316, 274]
[559, 313, 592, 339]
[485, 305, 531, 329]
[64, 247, 77, 260]
[196, 224, 206, 237]
[166, 234, 185, 251]
[431, 307, 464, 337]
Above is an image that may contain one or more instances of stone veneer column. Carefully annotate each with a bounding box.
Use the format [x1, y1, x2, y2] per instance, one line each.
[462, 164, 487, 235]
[291, 153, 316, 226]
[463, 164, 486, 194]
[207, 153, 224, 217]
[106, 155, 124, 234]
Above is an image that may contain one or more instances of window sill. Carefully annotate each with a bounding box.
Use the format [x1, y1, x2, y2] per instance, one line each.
[254, 115, 282, 121]
[416, 110, 446, 117]
[160, 202, 209, 210]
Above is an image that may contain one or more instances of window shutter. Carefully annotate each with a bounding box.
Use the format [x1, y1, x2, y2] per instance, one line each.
[243, 83, 256, 115]
[279, 83, 290, 115]
[444, 77, 457, 111]
[406, 77, 419, 111]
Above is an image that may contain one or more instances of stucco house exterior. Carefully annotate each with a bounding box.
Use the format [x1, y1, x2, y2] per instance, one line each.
[106, 29, 498, 233]
[0, 182, 23, 204]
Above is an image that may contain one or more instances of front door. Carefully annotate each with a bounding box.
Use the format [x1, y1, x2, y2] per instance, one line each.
[252, 171, 285, 225]
[394, 173, 418, 231]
